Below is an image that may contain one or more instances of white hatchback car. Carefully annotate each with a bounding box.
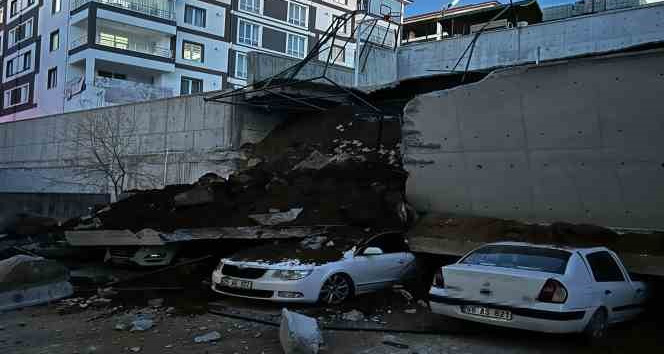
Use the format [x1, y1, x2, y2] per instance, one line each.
[429, 242, 648, 340]
[211, 232, 416, 304]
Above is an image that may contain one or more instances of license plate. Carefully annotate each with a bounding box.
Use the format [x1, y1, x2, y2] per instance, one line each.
[461, 305, 512, 321]
[221, 277, 253, 290]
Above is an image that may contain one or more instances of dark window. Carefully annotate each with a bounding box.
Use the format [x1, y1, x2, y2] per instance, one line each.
[180, 77, 203, 95]
[98, 71, 126, 80]
[182, 41, 203, 62]
[52, 0, 61, 14]
[10, 0, 17, 17]
[586, 251, 625, 282]
[6, 60, 13, 76]
[47, 67, 57, 89]
[23, 52, 31, 70]
[50, 30, 60, 51]
[461, 245, 571, 274]
[184, 5, 205, 27]
[362, 233, 409, 254]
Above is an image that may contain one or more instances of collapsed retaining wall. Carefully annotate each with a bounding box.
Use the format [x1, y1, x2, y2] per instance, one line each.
[403, 48, 664, 230]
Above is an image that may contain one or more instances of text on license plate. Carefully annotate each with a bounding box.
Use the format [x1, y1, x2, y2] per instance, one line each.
[461, 305, 512, 321]
[221, 277, 253, 290]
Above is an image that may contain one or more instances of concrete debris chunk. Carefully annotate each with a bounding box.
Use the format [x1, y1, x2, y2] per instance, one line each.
[173, 186, 214, 207]
[130, 314, 155, 332]
[129, 347, 141, 352]
[293, 150, 332, 171]
[249, 208, 303, 226]
[194, 331, 221, 343]
[279, 309, 323, 354]
[341, 309, 364, 322]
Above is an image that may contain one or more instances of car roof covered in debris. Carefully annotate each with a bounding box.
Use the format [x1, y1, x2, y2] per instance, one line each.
[225, 231, 402, 267]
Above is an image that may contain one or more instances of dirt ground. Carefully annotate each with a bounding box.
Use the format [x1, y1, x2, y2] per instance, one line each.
[1, 290, 662, 354]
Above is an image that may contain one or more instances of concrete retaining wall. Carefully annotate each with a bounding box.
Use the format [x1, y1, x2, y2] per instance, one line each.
[403, 49, 664, 230]
[398, 2, 664, 81]
[0, 92, 285, 195]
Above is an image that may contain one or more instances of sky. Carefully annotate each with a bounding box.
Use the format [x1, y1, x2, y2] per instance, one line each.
[405, 0, 576, 16]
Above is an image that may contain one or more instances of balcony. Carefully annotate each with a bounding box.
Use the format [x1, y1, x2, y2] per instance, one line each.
[65, 75, 173, 110]
[69, 34, 173, 59]
[71, 0, 175, 21]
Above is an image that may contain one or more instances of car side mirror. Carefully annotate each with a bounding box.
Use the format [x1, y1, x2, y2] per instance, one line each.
[363, 247, 383, 256]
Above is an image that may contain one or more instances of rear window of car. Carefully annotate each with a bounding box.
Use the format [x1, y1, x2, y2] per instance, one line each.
[460, 245, 572, 274]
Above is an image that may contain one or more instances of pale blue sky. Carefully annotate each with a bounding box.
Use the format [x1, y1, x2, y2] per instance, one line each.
[405, 0, 575, 16]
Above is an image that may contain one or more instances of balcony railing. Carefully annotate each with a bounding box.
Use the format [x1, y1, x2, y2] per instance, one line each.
[69, 34, 173, 59]
[71, 0, 175, 21]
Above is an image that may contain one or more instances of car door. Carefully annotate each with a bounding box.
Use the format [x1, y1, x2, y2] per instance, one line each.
[352, 233, 411, 291]
[583, 250, 636, 323]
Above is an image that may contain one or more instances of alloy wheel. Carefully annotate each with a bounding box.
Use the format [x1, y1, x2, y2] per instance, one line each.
[319, 274, 351, 304]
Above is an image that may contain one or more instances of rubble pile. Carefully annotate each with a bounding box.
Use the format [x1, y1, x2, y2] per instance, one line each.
[71, 106, 408, 232]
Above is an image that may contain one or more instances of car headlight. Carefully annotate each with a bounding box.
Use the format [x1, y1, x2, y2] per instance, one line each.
[273, 269, 313, 280]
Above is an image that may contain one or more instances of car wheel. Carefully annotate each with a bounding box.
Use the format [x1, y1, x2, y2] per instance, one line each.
[319, 273, 353, 305]
[584, 308, 608, 342]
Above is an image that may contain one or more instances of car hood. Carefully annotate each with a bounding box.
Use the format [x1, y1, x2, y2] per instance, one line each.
[226, 235, 360, 267]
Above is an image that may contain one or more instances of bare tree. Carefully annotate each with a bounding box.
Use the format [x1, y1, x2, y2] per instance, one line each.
[48, 112, 160, 201]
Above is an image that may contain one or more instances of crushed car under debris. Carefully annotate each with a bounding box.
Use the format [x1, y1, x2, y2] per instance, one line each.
[212, 231, 416, 304]
[429, 242, 649, 340]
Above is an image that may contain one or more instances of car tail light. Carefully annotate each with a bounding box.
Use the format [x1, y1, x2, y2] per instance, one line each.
[538, 279, 568, 303]
[432, 268, 445, 288]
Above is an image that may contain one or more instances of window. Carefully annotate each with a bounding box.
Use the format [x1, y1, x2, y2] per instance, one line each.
[182, 41, 203, 62]
[460, 245, 572, 275]
[239, 0, 260, 13]
[238, 20, 259, 46]
[184, 5, 205, 27]
[98, 71, 126, 80]
[10, 0, 17, 17]
[5, 51, 32, 77]
[47, 67, 58, 89]
[52, 0, 61, 14]
[286, 33, 306, 58]
[331, 46, 345, 63]
[333, 15, 348, 34]
[586, 251, 625, 282]
[180, 77, 203, 95]
[99, 32, 128, 50]
[8, 17, 33, 47]
[4, 83, 29, 107]
[235, 52, 247, 79]
[49, 30, 59, 51]
[288, 2, 307, 27]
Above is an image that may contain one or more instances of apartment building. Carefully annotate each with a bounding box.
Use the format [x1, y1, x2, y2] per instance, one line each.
[0, 0, 407, 123]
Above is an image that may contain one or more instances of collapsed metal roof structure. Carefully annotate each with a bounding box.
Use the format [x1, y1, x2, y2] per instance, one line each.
[205, 1, 405, 114]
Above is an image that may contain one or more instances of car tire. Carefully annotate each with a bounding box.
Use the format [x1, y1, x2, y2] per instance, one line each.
[318, 273, 354, 305]
[584, 308, 608, 343]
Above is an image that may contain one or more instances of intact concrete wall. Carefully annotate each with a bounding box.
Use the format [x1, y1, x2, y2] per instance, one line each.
[0, 92, 285, 195]
[403, 49, 664, 230]
[398, 2, 664, 81]
[248, 52, 354, 87]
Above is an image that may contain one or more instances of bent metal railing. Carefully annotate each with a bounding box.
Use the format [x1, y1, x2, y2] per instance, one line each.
[70, 0, 175, 21]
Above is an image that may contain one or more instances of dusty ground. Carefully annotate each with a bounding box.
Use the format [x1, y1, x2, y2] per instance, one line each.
[1, 291, 662, 354]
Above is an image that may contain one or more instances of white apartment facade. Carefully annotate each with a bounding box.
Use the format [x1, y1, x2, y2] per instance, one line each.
[0, 0, 407, 123]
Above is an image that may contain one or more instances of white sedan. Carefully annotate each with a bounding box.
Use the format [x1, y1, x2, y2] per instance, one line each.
[429, 242, 648, 340]
[211, 232, 416, 304]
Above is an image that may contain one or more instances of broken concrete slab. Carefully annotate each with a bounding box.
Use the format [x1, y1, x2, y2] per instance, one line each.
[194, 331, 221, 343]
[249, 208, 303, 226]
[279, 309, 323, 354]
[160, 226, 314, 242]
[65, 229, 165, 247]
[0, 255, 73, 311]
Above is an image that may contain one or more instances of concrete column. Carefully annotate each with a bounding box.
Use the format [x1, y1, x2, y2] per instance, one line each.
[85, 57, 95, 85]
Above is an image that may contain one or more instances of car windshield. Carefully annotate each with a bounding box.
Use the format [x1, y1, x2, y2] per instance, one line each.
[460, 245, 571, 274]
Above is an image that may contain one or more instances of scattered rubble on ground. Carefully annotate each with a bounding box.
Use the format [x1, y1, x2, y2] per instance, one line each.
[341, 309, 365, 322]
